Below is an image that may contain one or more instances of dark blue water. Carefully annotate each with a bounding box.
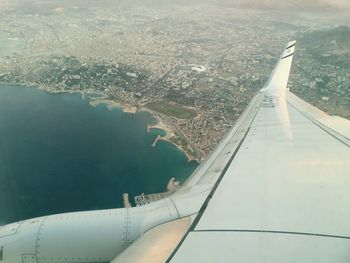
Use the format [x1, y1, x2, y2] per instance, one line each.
[0, 85, 197, 225]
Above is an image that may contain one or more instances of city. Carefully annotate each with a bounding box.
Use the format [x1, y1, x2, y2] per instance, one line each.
[0, 1, 349, 160]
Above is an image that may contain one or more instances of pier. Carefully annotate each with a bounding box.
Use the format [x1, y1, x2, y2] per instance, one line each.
[123, 193, 131, 208]
[134, 178, 180, 206]
[152, 135, 161, 147]
[167, 177, 180, 192]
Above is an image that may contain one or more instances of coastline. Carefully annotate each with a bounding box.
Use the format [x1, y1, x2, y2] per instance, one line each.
[76, 95, 200, 162]
[89, 98, 137, 113]
[142, 108, 199, 162]
[0, 84, 200, 224]
[0, 82, 200, 163]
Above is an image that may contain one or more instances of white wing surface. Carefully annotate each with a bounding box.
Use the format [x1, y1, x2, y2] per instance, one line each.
[167, 41, 350, 262]
[2, 42, 350, 263]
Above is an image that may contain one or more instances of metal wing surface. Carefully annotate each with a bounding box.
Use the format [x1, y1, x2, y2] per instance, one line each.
[167, 41, 350, 262]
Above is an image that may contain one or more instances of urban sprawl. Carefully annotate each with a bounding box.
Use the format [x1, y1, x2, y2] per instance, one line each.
[0, 2, 349, 160]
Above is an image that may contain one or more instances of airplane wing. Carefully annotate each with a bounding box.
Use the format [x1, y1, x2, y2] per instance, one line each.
[165, 41, 350, 262]
[112, 41, 350, 262]
[2, 41, 349, 263]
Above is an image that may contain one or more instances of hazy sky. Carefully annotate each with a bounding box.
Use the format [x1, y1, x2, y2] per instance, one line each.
[1, 0, 350, 11]
[211, 0, 350, 10]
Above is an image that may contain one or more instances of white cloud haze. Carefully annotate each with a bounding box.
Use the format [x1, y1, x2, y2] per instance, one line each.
[1, 0, 349, 11]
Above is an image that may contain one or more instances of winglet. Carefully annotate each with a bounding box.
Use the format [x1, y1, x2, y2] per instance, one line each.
[263, 41, 296, 92]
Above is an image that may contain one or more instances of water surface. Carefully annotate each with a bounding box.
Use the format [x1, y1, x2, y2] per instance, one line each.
[0, 85, 197, 224]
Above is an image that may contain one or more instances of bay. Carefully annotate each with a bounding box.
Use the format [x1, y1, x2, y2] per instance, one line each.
[0, 85, 198, 225]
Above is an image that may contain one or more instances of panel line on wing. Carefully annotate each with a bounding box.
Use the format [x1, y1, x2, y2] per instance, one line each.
[286, 41, 296, 49]
[166, 101, 263, 263]
[281, 52, 294, 59]
[288, 102, 350, 147]
[165, 127, 252, 262]
[192, 229, 350, 240]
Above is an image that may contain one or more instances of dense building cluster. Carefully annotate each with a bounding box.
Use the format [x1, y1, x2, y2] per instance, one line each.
[0, 2, 349, 160]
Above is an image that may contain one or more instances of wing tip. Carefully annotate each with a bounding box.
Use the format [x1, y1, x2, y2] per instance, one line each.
[286, 40, 297, 49]
[281, 41, 296, 59]
[263, 41, 296, 91]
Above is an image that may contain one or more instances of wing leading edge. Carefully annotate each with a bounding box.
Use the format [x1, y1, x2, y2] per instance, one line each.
[168, 42, 350, 262]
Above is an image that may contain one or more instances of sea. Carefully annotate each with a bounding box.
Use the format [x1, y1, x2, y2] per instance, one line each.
[0, 85, 198, 225]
